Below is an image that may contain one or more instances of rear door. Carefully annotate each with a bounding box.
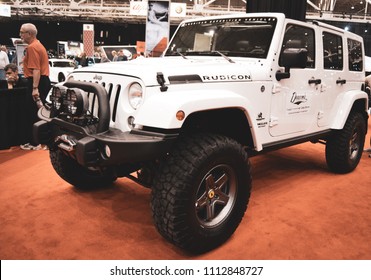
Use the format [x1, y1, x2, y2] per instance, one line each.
[318, 30, 364, 127]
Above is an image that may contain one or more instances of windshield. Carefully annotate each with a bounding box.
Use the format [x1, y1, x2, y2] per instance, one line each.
[165, 17, 277, 59]
[53, 61, 76, 67]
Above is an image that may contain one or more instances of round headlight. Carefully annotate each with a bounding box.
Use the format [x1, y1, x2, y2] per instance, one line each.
[50, 85, 66, 111]
[63, 88, 89, 116]
[128, 82, 143, 109]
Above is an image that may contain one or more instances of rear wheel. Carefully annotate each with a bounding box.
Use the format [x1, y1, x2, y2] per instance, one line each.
[151, 134, 252, 253]
[326, 111, 366, 173]
[50, 149, 117, 189]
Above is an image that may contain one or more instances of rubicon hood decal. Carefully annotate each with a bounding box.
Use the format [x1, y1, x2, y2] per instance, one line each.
[168, 73, 252, 84]
[201, 74, 251, 82]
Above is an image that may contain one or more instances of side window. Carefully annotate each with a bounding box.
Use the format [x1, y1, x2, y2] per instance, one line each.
[323, 32, 343, 70]
[348, 38, 363, 72]
[279, 24, 315, 68]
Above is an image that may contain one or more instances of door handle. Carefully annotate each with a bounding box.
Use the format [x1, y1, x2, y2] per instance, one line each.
[336, 79, 346, 85]
[308, 79, 321, 85]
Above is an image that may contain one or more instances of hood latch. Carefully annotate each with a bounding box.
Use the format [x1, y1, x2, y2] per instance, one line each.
[157, 72, 168, 92]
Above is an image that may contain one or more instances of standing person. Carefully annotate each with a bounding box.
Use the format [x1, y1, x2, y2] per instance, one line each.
[111, 50, 118, 61]
[0, 45, 10, 80]
[100, 53, 110, 63]
[365, 74, 371, 88]
[79, 52, 88, 67]
[117, 49, 128, 61]
[365, 74, 371, 109]
[19, 23, 51, 150]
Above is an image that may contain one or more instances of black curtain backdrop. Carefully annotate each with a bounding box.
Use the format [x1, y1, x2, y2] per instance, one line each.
[0, 87, 33, 149]
[246, 0, 307, 21]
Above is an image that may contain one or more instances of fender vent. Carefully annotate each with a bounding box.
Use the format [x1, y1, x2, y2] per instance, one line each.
[168, 74, 203, 84]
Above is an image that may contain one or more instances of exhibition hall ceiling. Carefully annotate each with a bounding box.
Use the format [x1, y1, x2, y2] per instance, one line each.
[0, 0, 370, 23]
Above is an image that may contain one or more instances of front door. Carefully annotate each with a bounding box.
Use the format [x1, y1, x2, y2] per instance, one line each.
[269, 23, 321, 137]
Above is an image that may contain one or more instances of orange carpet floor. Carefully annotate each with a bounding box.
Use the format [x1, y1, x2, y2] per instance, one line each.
[1, 120, 370, 260]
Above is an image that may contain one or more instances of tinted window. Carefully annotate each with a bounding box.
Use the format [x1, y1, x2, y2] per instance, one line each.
[279, 24, 315, 68]
[53, 61, 76, 67]
[323, 32, 343, 70]
[348, 38, 363, 72]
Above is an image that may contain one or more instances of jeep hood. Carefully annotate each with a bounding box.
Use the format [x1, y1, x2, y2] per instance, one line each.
[72, 56, 267, 85]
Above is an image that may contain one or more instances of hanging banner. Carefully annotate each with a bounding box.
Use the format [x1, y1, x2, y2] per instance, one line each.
[170, 2, 186, 17]
[83, 24, 94, 57]
[130, 1, 148, 16]
[145, 1, 170, 57]
[57, 42, 65, 57]
[0, 4, 11, 17]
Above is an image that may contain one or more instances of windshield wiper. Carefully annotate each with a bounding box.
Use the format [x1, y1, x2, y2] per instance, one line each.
[177, 51, 188, 60]
[173, 50, 234, 62]
[214, 51, 235, 63]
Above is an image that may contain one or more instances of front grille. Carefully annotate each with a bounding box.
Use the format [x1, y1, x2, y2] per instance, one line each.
[76, 79, 123, 123]
[69, 73, 139, 133]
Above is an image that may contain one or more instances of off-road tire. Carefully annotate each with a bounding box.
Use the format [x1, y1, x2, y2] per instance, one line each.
[136, 161, 159, 188]
[326, 111, 366, 174]
[50, 149, 117, 189]
[151, 133, 252, 253]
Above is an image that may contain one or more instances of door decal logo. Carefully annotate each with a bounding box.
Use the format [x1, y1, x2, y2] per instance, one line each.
[256, 112, 267, 128]
[287, 92, 311, 115]
[290, 92, 308, 105]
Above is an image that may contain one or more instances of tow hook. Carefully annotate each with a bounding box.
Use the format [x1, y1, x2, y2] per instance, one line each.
[55, 134, 77, 152]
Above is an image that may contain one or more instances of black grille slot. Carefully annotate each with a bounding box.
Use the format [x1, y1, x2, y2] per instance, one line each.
[107, 83, 113, 101]
[91, 92, 97, 116]
[112, 84, 122, 122]
[86, 91, 98, 118]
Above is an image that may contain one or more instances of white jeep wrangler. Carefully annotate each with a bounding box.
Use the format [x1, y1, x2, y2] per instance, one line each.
[34, 13, 369, 253]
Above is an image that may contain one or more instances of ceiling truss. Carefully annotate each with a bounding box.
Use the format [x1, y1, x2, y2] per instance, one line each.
[0, 0, 246, 24]
[1, 0, 371, 24]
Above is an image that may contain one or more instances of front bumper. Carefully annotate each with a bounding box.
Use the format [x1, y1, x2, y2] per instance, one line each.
[33, 118, 178, 167]
[33, 80, 178, 167]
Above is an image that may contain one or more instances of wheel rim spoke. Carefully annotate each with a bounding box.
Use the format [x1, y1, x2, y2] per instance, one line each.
[206, 202, 215, 221]
[195, 164, 237, 227]
[214, 173, 229, 205]
[215, 173, 228, 189]
[195, 192, 208, 209]
[214, 189, 229, 205]
[205, 173, 215, 189]
[349, 130, 359, 158]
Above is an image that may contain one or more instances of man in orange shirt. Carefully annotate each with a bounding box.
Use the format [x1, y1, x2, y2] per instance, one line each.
[19, 23, 51, 150]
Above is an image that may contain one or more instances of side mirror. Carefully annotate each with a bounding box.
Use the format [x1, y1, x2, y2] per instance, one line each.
[276, 48, 308, 81]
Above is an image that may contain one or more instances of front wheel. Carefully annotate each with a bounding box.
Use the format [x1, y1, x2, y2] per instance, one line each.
[50, 149, 117, 189]
[136, 161, 159, 188]
[151, 134, 252, 253]
[326, 111, 366, 174]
